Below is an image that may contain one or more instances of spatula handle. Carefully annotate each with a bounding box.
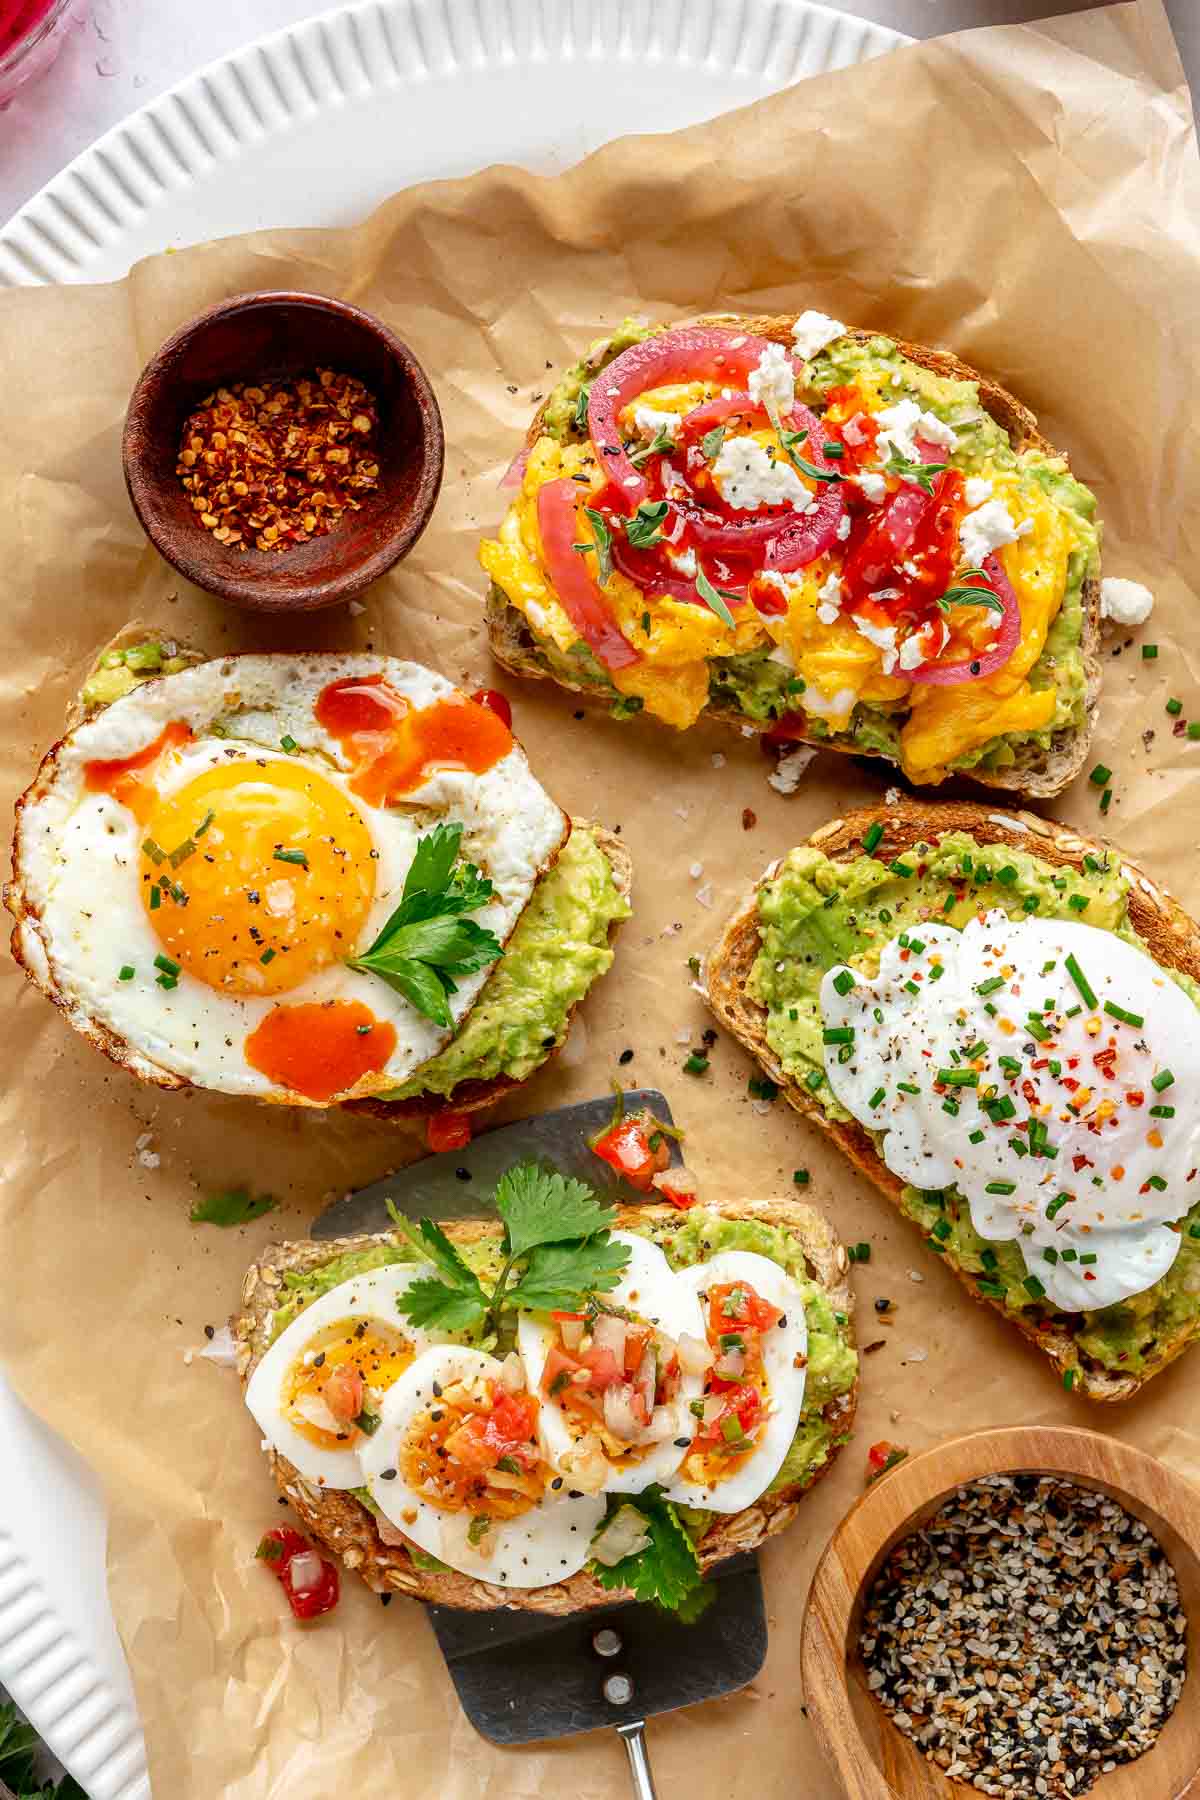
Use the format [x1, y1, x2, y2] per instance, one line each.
[616, 1720, 658, 1799]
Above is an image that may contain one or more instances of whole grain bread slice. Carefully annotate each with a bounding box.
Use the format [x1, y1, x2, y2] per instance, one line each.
[702, 799, 1200, 1403]
[342, 821, 631, 1127]
[232, 1195, 857, 1615]
[485, 314, 1101, 800]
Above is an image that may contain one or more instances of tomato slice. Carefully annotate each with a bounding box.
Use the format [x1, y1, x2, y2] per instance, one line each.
[709, 1280, 782, 1336]
[446, 1391, 540, 1474]
[590, 1117, 669, 1191]
[322, 1364, 365, 1426]
[536, 478, 641, 672]
[427, 1111, 473, 1154]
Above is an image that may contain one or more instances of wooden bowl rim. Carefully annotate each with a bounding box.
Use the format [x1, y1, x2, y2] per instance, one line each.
[121, 288, 444, 613]
[800, 1425, 1200, 1800]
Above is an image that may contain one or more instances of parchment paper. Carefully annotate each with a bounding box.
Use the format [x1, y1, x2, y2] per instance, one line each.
[1, 4, 1199, 1795]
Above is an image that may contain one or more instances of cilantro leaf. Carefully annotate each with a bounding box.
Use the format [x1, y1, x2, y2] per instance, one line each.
[695, 568, 738, 630]
[622, 500, 670, 551]
[495, 1162, 618, 1255]
[589, 1488, 709, 1617]
[883, 446, 945, 494]
[505, 1236, 631, 1312]
[190, 1189, 278, 1227]
[347, 822, 502, 1026]
[394, 1216, 489, 1329]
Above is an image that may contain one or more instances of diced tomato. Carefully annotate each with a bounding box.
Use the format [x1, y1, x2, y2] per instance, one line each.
[866, 1440, 909, 1484]
[654, 1167, 699, 1210]
[579, 1343, 623, 1389]
[693, 1383, 762, 1446]
[708, 1280, 782, 1337]
[427, 1111, 473, 1153]
[551, 1311, 586, 1322]
[470, 687, 513, 729]
[446, 1390, 540, 1474]
[590, 1116, 670, 1191]
[256, 1527, 340, 1622]
[322, 1364, 365, 1426]
[623, 1327, 651, 1377]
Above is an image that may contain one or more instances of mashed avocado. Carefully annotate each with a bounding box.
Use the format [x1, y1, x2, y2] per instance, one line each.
[504, 329, 1098, 775]
[267, 1206, 857, 1544]
[748, 832, 1200, 1376]
[380, 826, 629, 1102]
[81, 638, 199, 709]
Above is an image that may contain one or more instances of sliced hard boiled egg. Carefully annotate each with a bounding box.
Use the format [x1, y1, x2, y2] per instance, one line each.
[360, 1345, 605, 1589]
[245, 1262, 448, 1490]
[517, 1231, 707, 1496]
[663, 1250, 808, 1514]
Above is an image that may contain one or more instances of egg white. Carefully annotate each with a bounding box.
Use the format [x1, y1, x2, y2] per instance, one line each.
[13, 655, 567, 1102]
[245, 1262, 448, 1490]
[662, 1250, 808, 1513]
[517, 1232, 707, 1495]
[360, 1346, 605, 1589]
[821, 912, 1200, 1310]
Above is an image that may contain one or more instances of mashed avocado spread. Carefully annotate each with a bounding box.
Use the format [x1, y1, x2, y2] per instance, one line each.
[493, 324, 1097, 776]
[749, 832, 1200, 1378]
[383, 826, 629, 1101]
[268, 1207, 857, 1546]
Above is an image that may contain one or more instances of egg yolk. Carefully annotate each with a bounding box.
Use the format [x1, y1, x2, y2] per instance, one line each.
[315, 675, 513, 809]
[244, 998, 397, 1101]
[139, 760, 376, 995]
[284, 1320, 415, 1450]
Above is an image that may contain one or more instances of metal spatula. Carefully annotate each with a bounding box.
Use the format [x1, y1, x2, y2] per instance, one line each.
[312, 1093, 769, 1796]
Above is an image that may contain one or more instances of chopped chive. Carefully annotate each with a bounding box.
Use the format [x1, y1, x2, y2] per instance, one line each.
[1103, 1001, 1144, 1027]
[1147, 1174, 1168, 1191]
[942, 893, 956, 913]
[981, 1248, 998, 1271]
[153, 953, 180, 977]
[1083, 854, 1100, 872]
[832, 969, 857, 996]
[932, 1218, 951, 1241]
[897, 1081, 921, 1096]
[986, 1180, 1017, 1195]
[1064, 954, 1097, 1010]
[1089, 764, 1112, 787]
[1065, 1004, 1081, 1019]
[1067, 894, 1089, 913]
[938, 1069, 979, 1087]
[356, 1023, 373, 1035]
[683, 1053, 709, 1076]
[142, 837, 166, 864]
[260, 948, 276, 965]
[793, 1169, 810, 1186]
[907, 937, 926, 955]
[929, 964, 945, 980]
[1152, 1069, 1175, 1093]
[878, 909, 892, 924]
[1190, 722, 1200, 742]
[1150, 1104, 1176, 1119]
[862, 821, 884, 854]
[280, 734, 298, 753]
[969, 1129, 985, 1144]
[1063, 1368, 1077, 1391]
[156, 974, 178, 991]
[1009, 1137, 1028, 1157]
[960, 852, 973, 874]
[1043, 1246, 1059, 1264]
[822, 1027, 855, 1045]
[194, 809, 215, 837]
[805, 1069, 825, 1092]
[1022, 895, 1039, 913]
[149, 886, 161, 910]
[999, 1056, 1021, 1076]
[1166, 698, 1183, 716]
[168, 837, 196, 869]
[996, 865, 1018, 886]
[889, 859, 913, 878]
[963, 1042, 988, 1059]
[976, 976, 1005, 996]
[868, 1087, 886, 1109]
[1190, 1224, 1200, 1239]
[978, 1278, 1007, 1298]
[1100, 787, 1112, 814]
[823, 443, 846, 459]
[942, 1099, 960, 1117]
[273, 848, 308, 867]
[904, 980, 920, 995]
[118, 963, 135, 981]
[1079, 1253, 1098, 1265]
[1023, 1274, 1045, 1298]
[1061, 1248, 1078, 1262]
[1142, 644, 1158, 660]
[1026, 1015, 1051, 1043]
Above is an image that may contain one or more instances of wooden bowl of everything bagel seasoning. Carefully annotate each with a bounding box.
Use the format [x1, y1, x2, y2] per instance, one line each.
[801, 1427, 1200, 1800]
[122, 290, 444, 612]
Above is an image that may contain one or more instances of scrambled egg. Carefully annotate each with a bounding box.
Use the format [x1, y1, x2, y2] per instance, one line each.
[479, 378, 1079, 778]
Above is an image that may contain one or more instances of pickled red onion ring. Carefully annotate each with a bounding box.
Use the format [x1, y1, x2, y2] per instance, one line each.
[535, 479, 641, 672]
[500, 446, 530, 489]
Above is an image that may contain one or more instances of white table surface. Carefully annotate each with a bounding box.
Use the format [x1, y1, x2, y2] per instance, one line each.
[1, 0, 1196, 232]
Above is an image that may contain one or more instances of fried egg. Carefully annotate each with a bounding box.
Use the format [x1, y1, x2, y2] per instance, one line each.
[360, 1346, 605, 1588]
[663, 1251, 808, 1513]
[517, 1232, 707, 1495]
[245, 1263, 448, 1490]
[821, 913, 1200, 1309]
[9, 655, 568, 1104]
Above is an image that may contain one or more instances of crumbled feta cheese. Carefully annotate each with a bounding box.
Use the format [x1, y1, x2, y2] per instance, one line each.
[816, 603, 840, 625]
[817, 571, 842, 607]
[666, 546, 698, 578]
[799, 684, 857, 723]
[768, 745, 817, 794]
[747, 341, 796, 417]
[853, 471, 886, 504]
[689, 861, 704, 879]
[1100, 577, 1155, 626]
[914, 411, 958, 450]
[790, 309, 846, 360]
[632, 404, 682, 444]
[711, 435, 808, 511]
[959, 498, 1028, 568]
[837, 513, 852, 541]
[674, 804, 690, 821]
[695, 883, 714, 909]
[874, 399, 958, 471]
[348, 600, 366, 617]
[964, 476, 994, 508]
[898, 630, 936, 672]
[853, 614, 899, 673]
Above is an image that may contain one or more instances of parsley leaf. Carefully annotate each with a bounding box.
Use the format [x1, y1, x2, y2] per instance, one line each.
[505, 1236, 631, 1312]
[883, 446, 946, 494]
[590, 1487, 710, 1617]
[695, 568, 738, 630]
[628, 426, 674, 467]
[622, 500, 670, 551]
[572, 380, 592, 434]
[393, 1215, 489, 1332]
[495, 1163, 618, 1255]
[190, 1189, 278, 1227]
[347, 822, 502, 1028]
[781, 428, 843, 483]
[700, 425, 726, 462]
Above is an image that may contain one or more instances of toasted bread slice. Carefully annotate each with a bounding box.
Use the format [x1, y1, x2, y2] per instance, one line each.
[233, 1196, 857, 1614]
[486, 314, 1101, 800]
[342, 821, 631, 1128]
[703, 800, 1200, 1403]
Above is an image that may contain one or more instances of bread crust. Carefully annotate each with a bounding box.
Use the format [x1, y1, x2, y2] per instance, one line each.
[702, 799, 1200, 1403]
[233, 1196, 858, 1614]
[485, 314, 1101, 800]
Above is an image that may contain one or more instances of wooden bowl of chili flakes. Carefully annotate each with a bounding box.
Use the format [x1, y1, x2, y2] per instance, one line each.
[122, 290, 444, 612]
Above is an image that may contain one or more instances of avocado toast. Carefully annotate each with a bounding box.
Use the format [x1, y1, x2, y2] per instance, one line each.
[704, 801, 1200, 1401]
[233, 1194, 857, 1615]
[482, 313, 1101, 797]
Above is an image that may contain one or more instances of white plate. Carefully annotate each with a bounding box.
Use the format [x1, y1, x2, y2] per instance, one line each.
[0, 0, 907, 1792]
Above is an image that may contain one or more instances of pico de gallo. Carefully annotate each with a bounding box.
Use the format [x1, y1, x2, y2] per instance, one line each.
[256, 1525, 340, 1621]
[400, 1362, 549, 1532]
[480, 317, 1099, 783]
[588, 1091, 699, 1208]
[539, 1302, 696, 1472]
[678, 1279, 783, 1484]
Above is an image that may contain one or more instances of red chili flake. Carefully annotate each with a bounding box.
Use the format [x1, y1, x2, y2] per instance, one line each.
[1126, 1089, 1145, 1108]
[1084, 1271, 1096, 1281]
[1067, 1056, 1080, 1070]
[1093, 1048, 1117, 1080]
[1062, 1076, 1080, 1093]
[1021, 1079, 1039, 1108]
[1031, 1058, 1049, 1071]
[1072, 1153, 1093, 1172]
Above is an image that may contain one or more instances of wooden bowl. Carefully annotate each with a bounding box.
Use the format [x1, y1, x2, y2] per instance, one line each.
[801, 1426, 1200, 1800]
[122, 290, 444, 612]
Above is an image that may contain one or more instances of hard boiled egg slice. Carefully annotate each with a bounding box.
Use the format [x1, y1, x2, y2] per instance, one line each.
[360, 1346, 605, 1589]
[517, 1232, 707, 1496]
[245, 1262, 448, 1490]
[663, 1250, 808, 1514]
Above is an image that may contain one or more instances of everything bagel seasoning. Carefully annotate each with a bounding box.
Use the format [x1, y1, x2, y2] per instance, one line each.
[859, 1474, 1186, 1797]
